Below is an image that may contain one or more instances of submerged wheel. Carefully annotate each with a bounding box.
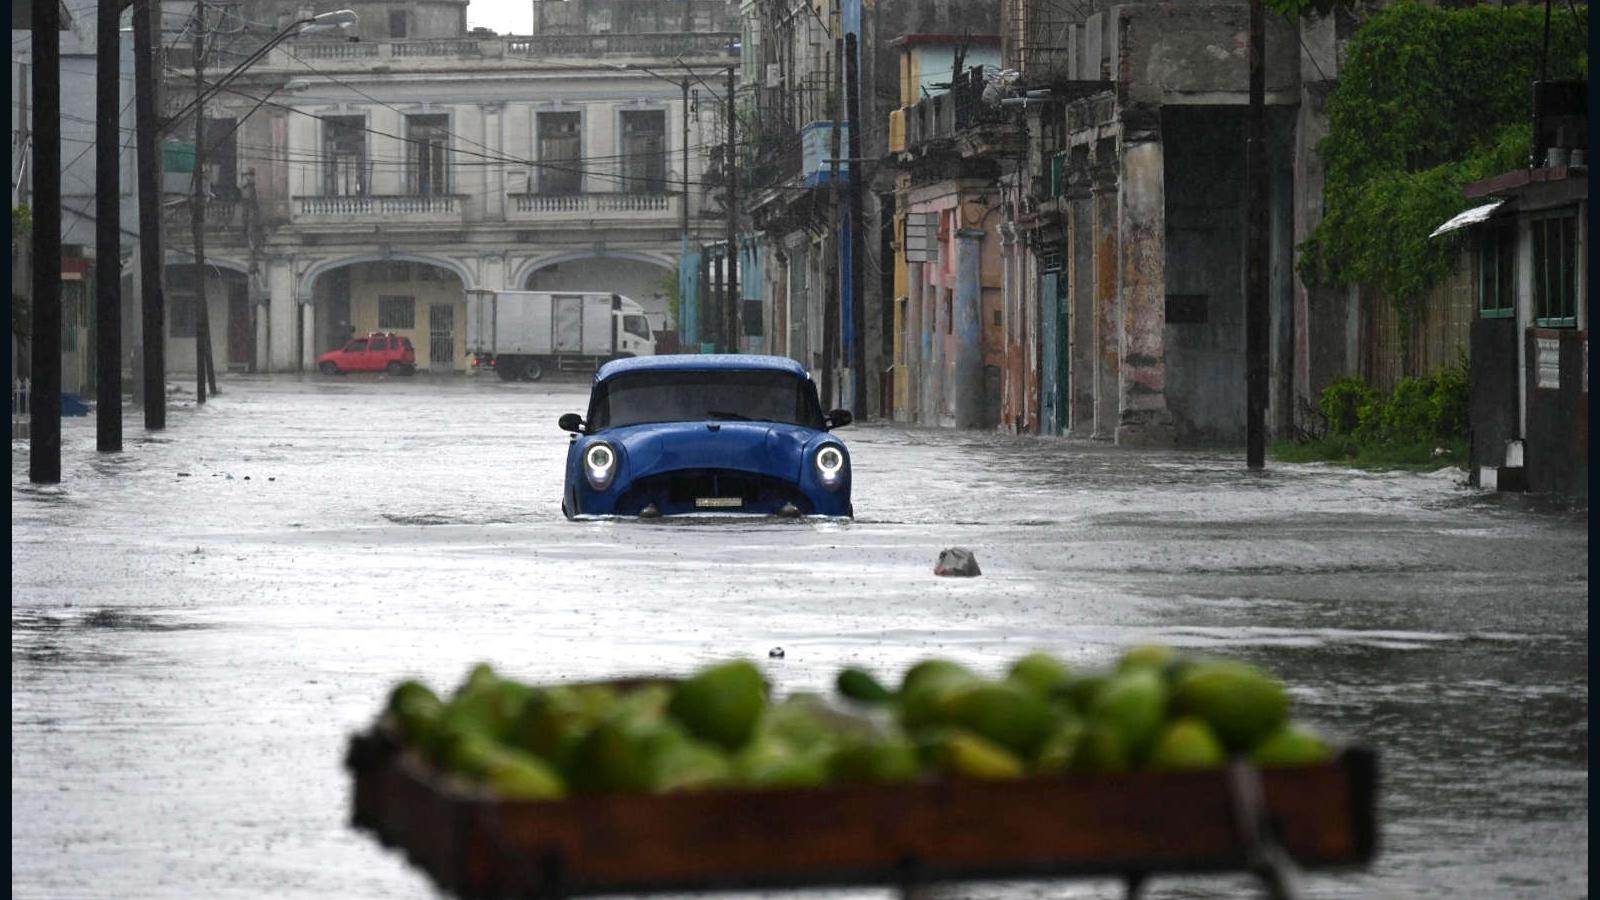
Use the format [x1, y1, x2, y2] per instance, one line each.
[385, 361, 405, 375]
[521, 360, 544, 382]
[318, 361, 339, 376]
[496, 359, 522, 382]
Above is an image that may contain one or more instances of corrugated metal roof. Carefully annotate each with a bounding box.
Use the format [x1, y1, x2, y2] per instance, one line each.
[1429, 200, 1506, 238]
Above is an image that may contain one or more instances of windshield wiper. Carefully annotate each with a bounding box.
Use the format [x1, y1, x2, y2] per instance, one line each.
[705, 410, 752, 421]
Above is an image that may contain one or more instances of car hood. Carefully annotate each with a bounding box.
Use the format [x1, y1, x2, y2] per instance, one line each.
[600, 420, 826, 481]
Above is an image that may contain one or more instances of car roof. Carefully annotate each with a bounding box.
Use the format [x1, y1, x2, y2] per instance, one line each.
[595, 354, 811, 384]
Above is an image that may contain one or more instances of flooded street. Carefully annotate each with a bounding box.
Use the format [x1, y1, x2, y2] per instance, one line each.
[11, 374, 1588, 899]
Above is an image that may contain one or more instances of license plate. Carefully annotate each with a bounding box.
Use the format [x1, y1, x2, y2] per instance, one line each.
[695, 497, 743, 509]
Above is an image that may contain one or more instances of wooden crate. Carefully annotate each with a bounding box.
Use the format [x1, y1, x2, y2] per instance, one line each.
[346, 725, 1377, 899]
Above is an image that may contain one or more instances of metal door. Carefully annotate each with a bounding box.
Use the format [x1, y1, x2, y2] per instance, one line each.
[429, 304, 454, 369]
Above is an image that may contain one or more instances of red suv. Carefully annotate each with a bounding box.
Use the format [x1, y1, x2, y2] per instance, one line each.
[317, 332, 417, 375]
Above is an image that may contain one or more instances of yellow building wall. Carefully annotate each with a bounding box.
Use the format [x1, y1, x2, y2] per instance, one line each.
[348, 272, 469, 370]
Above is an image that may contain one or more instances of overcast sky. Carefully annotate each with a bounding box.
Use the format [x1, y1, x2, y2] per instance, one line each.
[466, 0, 533, 35]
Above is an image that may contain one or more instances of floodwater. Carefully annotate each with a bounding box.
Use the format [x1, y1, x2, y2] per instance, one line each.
[11, 374, 1588, 899]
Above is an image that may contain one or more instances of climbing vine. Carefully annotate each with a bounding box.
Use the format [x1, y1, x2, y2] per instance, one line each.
[1297, 1, 1587, 326]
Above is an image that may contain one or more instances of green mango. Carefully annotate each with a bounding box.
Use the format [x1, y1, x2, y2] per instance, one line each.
[934, 730, 1025, 780]
[1070, 724, 1130, 774]
[1061, 673, 1109, 717]
[735, 734, 830, 789]
[483, 748, 567, 800]
[1250, 726, 1332, 768]
[1031, 717, 1086, 775]
[667, 660, 769, 752]
[1006, 652, 1072, 698]
[898, 661, 981, 730]
[1146, 718, 1227, 771]
[938, 681, 1061, 759]
[836, 668, 894, 704]
[1172, 661, 1290, 752]
[651, 738, 734, 793]
[829, 735, 921, 785]
[1089, 668, 1168, 761]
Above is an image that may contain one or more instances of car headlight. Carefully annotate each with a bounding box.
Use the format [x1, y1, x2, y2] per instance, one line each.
[814, 444, 847, 490]
[584, 441, 618, 490]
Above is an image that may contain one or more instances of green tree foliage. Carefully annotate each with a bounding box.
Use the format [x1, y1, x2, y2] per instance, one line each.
[1285, 363, 1470, 469]
[1299, 2, 1587, 325]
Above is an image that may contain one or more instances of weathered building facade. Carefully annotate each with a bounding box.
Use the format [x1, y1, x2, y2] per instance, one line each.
[740, 0, 997, 414]
[163, 0, 737, 373]
[883, 1, 1355, 446]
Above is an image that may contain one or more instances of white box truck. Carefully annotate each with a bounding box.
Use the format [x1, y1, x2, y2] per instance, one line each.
[465, 290, 657, 381]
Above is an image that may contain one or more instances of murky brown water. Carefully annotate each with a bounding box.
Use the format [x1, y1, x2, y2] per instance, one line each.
[11, 374, 1588, 899]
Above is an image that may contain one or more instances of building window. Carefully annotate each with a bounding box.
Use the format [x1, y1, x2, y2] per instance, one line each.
[378, 296, 416, 330]
[621, 110, 667, 194]
[406, 114, 449, 196]
[537, 112, 582, 195]
[1532, 211, 1577, 327]
[322, 115, 368, 196]
[170, 293, 198, 338]
[1478, 221, 1515, 319]
[388, 10, 407, 38]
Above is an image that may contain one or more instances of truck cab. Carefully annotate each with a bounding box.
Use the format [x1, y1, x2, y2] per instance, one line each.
[615, 298, 657, 358]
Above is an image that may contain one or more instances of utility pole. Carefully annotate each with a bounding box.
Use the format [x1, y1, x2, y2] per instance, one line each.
[192, 0, 218, 401]
[1245, 0, 1267, 469]
[134, 0, 166, 429]
[95, 0, 122, 452]
[844, 32, 866, 416]
[29, 0, 62, 483]
[724, 65, 739, 353]
[822, 38, 842, 409]
[681, 77, 690, 251]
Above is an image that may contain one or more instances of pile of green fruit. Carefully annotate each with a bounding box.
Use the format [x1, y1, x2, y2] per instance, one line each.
[380, 647, 1333, 801]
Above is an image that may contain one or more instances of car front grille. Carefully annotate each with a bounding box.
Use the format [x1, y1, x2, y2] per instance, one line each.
[615, 469, 811, 516]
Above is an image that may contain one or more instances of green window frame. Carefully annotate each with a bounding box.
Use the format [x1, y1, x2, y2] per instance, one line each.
[1532, 211, 1578, 328]
[1477, 221, 1515, 318]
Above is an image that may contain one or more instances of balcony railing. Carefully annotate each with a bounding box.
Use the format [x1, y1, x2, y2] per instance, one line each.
[292, 194, 465, 223]
[507, 192, 678, 223]
[901, 67, 1013, 152]
[163, 198, 243, 235]
[260, 32, 739, 68]
[506, 32, 736, 59]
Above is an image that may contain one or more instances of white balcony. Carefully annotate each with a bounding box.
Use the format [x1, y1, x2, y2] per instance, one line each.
[506, 192, 680, 225]
[291, 194, 466, 226]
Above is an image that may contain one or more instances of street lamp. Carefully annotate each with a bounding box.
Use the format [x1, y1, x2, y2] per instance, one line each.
[604, 62, 692, 261]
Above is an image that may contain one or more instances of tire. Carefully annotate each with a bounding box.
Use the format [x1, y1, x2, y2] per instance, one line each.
[496, 359, 522, 382]
[318, 361, 339, 376]
[521, 360, 544, 382]
[386, 361, 405, 375]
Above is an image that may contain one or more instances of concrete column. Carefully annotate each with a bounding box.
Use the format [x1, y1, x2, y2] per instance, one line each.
[926, 243, 946, 426]
[954, 228, 986, 429]
[1090, 160, 1120, 440]
[1068, 181, 1095, 436]
[905, 260, 922, 423]
[1115, 139, 1175, 446]
[300, 302, 316, 372]
[267, 257, 297, 371]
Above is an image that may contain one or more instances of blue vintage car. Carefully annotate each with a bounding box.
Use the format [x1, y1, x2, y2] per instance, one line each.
[559, 355, 853, 518]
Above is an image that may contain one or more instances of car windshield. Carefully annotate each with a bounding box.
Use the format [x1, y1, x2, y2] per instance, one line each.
[589, 369, 825, 430]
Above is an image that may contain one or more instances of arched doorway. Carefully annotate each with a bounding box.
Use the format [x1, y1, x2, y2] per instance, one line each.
[305, 259, 466, 371]
[523, 255, 675, 332]
[163, 262, 253, 375]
